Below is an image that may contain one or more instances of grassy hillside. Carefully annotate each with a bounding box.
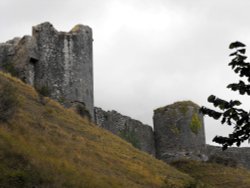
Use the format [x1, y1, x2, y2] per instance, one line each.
[172, 160, 250, 188]
[1, 72, 250, 188]
[0, 72, 194, 188]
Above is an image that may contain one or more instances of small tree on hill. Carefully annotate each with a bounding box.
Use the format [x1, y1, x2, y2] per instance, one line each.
[200, 41, 250, 150]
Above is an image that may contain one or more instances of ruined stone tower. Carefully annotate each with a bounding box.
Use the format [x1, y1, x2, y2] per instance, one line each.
[0, 22, 94, 118]
[153, 101, 206, 162]
[2, 23, 250, 170]
[32, 22, 93, 118]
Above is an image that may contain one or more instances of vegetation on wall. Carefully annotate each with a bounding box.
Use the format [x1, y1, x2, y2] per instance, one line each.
[2, 61, 19, 77]
[36, 85, 50, 97]
[171, 126, 181, 135]
[154, 101, 199, 116]
[35, 85, 51, 105]
[75, 103, 91, 120]
[189, 113, 202, 135]
[119, 128, 140, 149]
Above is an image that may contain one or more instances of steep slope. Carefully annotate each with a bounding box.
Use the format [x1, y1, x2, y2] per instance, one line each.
[172, 160, 250, 188]
[0, 72, 194, 188]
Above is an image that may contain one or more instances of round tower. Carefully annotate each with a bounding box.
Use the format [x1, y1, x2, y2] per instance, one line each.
[153, 101, 206, 162]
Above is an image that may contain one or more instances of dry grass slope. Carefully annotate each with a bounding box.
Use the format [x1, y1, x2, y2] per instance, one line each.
[0, 72, 194, 188]
[172, 160, 250, 188]
[1, 72, 250, 188]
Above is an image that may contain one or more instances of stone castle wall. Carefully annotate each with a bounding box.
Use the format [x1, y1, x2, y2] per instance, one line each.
[94, 107, 156, 156]
[94, 102, 250, 170]
[0, 22, 94, 119]
[207, 145, 250, 169]
[1, 22, 250, 170]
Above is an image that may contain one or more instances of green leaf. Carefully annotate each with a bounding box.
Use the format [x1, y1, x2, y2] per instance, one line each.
[203, 41, 250, 149]
[222, 145, 228, 150]
[229, 51, 237, 56]
[233, 100, 241, 106]
[237, 54, 247, 61]
[229, 41, 246, 49]
[236, 141, 241, 147]
[207, 95, 216, 103]
[212, 112, 222, 120]
[238, 49, 246, 54]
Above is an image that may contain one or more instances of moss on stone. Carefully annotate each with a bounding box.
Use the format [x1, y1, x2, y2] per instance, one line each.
[170, 126, 181, 135]
[189, 113, 202, 135]
[172, 101, 199, 114]
[70, 25, 88, 33]
[154, 101, 200, 115]
[70, 25, 82, 32]
[153, 107, 165, 113]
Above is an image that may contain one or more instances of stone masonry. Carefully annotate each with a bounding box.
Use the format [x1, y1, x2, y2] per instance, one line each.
[0, 22, 94, 119]
[1, 22, 250, 170]
[207, 145, 250, 169]
[94, 107, 156, 156]
[153, 101, 207, 162]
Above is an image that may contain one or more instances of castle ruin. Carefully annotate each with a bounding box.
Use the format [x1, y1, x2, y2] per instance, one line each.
[1, 22, 250, 169]
[0, 22, 94, 118]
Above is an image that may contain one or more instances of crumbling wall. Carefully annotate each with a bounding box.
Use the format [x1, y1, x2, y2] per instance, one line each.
[94, 107, 156, 156]
[0, 37, 22, 76]
[207, 145, 250, 169]
[33, 22, 93, 118]
[0, 22, 94, 119]
[2, 23, 250, 170]
[153, 101, 207, 162]
[8, 36, 38, 85]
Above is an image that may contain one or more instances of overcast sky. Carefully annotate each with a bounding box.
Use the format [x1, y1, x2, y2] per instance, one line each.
[1, 0, 250, 146]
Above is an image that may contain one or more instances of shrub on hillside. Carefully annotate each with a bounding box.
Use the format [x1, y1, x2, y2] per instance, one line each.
[2, 61, 19, 77]
[36, 86, 51, 105]
[0, 82, 19, 121]
[36, 85, 50, 97]
[75, 103, 91, 120]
